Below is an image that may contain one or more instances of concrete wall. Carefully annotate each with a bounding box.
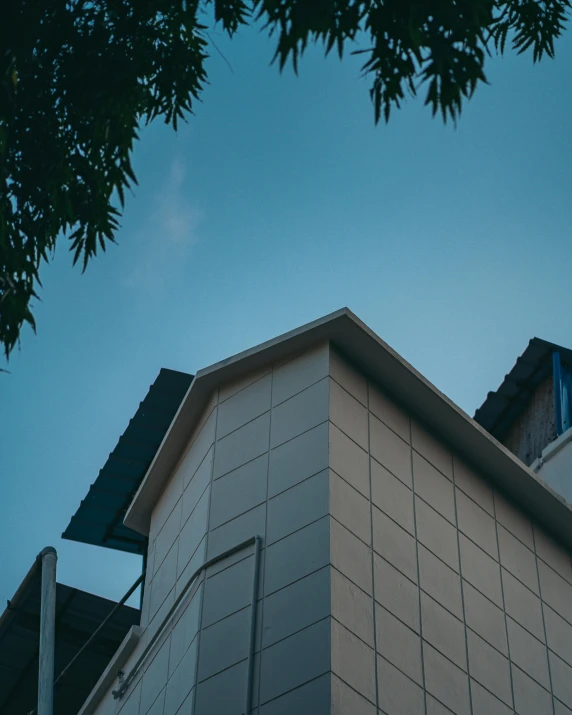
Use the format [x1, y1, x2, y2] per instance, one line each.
[90, 343, 572, 715]
[501, 374, 556, 466]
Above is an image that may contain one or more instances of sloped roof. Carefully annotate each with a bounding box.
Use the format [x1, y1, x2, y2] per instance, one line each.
[123, 308, 572, 551]
[62, 368, 193, 554]
[474, 337, 572, 441]
[0, 558, 139, 715]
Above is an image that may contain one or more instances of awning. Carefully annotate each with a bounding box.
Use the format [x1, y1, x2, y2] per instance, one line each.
[62, 368, 193, 554]
[0, 558, 140, 715]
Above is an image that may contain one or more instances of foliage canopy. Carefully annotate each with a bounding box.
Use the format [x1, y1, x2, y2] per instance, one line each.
[1, 0, 570, 357]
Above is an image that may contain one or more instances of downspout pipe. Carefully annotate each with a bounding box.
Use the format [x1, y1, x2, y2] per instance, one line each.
[38, 547, 57, 715]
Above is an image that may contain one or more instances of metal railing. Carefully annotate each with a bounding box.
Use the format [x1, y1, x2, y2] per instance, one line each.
[112, 535, 262, 715]
[27, 535, 261, 715]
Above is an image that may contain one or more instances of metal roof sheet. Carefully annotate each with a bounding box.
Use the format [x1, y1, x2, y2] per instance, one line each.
[62, 368, 193, 554]
[474, 338, 572, 441]
[0, 560, 140, 715]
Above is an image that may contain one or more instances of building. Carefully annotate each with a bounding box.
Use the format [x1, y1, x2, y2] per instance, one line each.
[6, 309, 572, 715]
[475, 337, 572, 503]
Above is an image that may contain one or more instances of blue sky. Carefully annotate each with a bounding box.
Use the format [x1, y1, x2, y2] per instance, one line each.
[1, 22, 572, 610]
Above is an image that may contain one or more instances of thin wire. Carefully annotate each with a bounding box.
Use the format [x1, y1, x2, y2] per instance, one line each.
[26, 571, 145, 715]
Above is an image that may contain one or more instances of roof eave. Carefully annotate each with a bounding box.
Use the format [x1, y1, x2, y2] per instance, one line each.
[124, 308, 572, 550]
[474, 337, 572, 439]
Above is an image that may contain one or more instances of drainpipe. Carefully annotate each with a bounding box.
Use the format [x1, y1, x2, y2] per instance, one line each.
[38, 547, 57, 715]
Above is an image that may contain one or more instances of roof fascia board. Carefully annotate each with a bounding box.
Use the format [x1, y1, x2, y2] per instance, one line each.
[124, 309, 572, 551]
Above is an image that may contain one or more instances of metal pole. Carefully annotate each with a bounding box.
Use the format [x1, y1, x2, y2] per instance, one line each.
[38, 547, 57, 715]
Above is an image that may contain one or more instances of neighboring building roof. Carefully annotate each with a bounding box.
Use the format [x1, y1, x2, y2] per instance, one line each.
[124, 308, 572, 552]
[62, 368, 193, 554]
[474, 337, 572, 442]
[0, 557, 140, 715]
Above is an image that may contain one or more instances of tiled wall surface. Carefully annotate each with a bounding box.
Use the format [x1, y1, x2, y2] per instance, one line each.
[328, 349, 572, 715]
[93, 385, 219, 715]
[91, 342, 572, 715]
[92, 343, 334, 715]
[198, 344, 333, 715]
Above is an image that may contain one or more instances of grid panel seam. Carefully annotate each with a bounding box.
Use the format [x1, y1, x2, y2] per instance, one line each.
[409, 417, 428, 714]
[366, 382, 380, 712]
[532, 526, 558, 715]
[492, 489, 517, 713]
[255, 363, 274, 712]
[190, 390, 220, 714]
[451, 457, 474, 715]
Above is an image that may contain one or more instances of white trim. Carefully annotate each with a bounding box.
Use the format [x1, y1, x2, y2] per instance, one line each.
[543, 427, 572, 462]
[77, 626, 142, 715]
[123, 308, 572, 550]
[532, 427, 572, 473]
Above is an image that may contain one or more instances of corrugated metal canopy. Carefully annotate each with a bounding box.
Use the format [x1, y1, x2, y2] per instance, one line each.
[474, 337, 572, 441]
[0, 563, 140, 715]
[62, 368, 193, 554]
